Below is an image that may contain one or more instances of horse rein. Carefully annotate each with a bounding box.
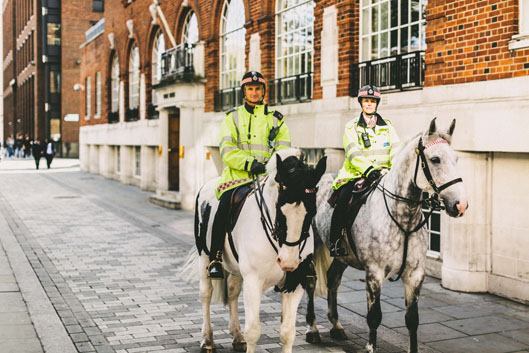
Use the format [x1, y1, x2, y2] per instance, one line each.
[252, 175, 315, 256]
[379, 136, 463, 281]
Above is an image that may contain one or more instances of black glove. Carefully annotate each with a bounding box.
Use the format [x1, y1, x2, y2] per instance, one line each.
[250, 160, 266, 175]
[366, 169, 381, 184]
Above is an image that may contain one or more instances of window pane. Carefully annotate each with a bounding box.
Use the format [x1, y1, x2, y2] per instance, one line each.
[411, 0, 419, 22]
[362, 8, 370, 34]
[380, 31, 388, 58]
[430, 233, 440, 252]
[47, 23, 61, 45]
[391, 0, 398, 27]
[371, 6, 378, 32]
[371, 34, 378, 59]
[400, 27, 408, 53]
[390, 29, 398, 55]
[410, 24, 419, 51]
[220, 0, 246, 88]
[401, 0, 409, 25]
[381, 2, 388, 30]
[50, 71, 60, 93]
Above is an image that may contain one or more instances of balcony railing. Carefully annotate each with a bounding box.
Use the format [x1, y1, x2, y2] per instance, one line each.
[125, 107, 139, 122]
[214, 87, 243, 112]
[147, 103, 159, 120]
[351, 51, 425, 95]
[160, 44, 194, 82]
[268, 73, 313, 105]
[108, 111, 119, 124]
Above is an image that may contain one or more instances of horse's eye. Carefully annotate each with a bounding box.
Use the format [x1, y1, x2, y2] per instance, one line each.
[430, 156, 441, 164]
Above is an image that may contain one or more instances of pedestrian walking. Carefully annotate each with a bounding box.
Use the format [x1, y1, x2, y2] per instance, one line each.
[23, 134, 32, 158]
[32, 139, 44, 169]
[43, 139, 56, 169]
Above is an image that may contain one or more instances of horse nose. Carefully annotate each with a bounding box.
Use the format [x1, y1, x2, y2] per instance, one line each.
[276, 256, 300, 272]
[454, 199, 468, 217]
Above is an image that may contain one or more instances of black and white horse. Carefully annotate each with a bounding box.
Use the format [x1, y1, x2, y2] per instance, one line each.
[187, 148, 326, 353]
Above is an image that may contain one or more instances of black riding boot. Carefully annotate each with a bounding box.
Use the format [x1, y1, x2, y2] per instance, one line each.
[207, 189, 234, 279]
[329, 182, 356, 257]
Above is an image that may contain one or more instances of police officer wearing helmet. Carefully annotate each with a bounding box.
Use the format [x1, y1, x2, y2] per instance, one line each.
[207, 71, 291, 279]
[329, 85, 400, 257]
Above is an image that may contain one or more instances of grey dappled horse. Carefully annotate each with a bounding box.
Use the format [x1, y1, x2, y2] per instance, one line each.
[189, 148, 326, 353]
[306, 118, 468, 353]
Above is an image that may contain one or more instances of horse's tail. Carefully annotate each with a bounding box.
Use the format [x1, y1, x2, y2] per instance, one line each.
[180, 247, 200, 283]
[314, 244, 332, 298]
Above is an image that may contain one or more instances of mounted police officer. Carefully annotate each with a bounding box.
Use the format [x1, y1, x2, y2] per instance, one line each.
[207, 71, 292, 279]
[329, 85, 400, 257]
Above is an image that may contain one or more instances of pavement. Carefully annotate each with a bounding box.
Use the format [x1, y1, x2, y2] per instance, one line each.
[0, 157, 528, 353]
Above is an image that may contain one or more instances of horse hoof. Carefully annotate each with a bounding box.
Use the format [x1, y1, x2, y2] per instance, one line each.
[306, 331, 321, 344]
[330, 328, 347, 340]
[232, 341, 247, 352]
[365, 342, 375, 353]
[200, 346, 216, 353]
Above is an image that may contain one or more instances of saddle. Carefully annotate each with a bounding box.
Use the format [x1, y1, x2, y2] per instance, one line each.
[227, 183, 254, 233]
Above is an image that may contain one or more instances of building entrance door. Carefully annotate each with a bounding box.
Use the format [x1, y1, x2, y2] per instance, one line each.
[168, 109, 180, 191]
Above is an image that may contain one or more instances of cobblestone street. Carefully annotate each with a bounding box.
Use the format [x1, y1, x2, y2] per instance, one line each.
[0, 159, 528, 353]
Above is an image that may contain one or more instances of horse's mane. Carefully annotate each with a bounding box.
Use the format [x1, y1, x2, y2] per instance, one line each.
[266, 148, 301, 176]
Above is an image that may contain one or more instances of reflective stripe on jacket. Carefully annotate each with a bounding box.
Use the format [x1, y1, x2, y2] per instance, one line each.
[216, 104, 291, 198]
[332, 113, 400, 190]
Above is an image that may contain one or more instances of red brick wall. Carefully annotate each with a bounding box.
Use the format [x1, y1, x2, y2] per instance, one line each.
[80, 34, 107, 127]
[62, 0, 103, 139]
[3, 0, 15, 140]
[425, 0, 529, 86]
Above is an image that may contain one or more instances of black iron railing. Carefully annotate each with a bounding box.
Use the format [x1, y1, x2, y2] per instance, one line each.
[108, 111, 119, 124]
[161, 44, 194, 81]
[351, 51, 425, 95]
[214, 87, 243, 112]
[268, 72, 313, 105]
[125, 107, 139, 122]
[147, 103, 159, 120]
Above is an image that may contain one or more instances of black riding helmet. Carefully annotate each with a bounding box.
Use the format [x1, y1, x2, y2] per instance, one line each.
[357, 85, 381, 106]
[241, 71, 266, 104]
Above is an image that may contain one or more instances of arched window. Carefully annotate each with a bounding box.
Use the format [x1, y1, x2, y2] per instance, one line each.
[275, 0, 314, 78]
[151, 30, 165, 106]
[111, 55, 120, 113]
[219, 0, 246, 89]
[128, 44, 140, 109]
[182, 10, 199, 45]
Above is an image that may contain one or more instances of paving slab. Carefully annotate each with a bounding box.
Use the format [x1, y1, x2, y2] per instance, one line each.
[426, 333, 529, 353]
[442, 315, 529, 336]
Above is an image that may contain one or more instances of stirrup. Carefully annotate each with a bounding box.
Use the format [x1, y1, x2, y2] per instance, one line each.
[207, 259, 224, 279]
[330, 237, 347, 257]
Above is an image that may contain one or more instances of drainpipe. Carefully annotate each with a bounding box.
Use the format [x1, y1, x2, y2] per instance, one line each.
[151, 0, 176, 48]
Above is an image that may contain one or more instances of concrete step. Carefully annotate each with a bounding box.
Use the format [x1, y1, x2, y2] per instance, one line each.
[149, 191, 181, 210]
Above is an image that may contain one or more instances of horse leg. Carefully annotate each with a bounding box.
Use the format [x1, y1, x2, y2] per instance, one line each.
[280, 285, 304, 353]
[327, 258, 348, 340]
[243, 276, 264, 353]
[199, 257, 215, 352]
[402, 269, 425, 353]
[227, 273, 246, 352]
[305, 276, 321, 343]
[365, 270, 383, 353]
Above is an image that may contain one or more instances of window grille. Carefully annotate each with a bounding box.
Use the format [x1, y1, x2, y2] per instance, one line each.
[219, 0, 246, 90]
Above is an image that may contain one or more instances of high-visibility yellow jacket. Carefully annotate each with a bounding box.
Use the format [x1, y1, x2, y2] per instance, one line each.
[333, 114, 400, 190]
[216, 104, 291, 198]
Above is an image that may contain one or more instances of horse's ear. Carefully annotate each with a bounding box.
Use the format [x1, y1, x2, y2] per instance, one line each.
[448, 119, 456, 137]
[428, 117, 438, 136]
[275, 154, 284, 183]
[314, 156, 327, 182]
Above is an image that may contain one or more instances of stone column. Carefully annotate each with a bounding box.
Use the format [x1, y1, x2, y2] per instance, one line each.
[249, 33, 261, 72]
[157, 108, 169, 191]
[89, 144, 100, 174]
[193, 41, 205, 77]
[321, 6, 338, 99]
[120, 145, 133, 185]
[79, 142, 89, 172]
[441, 151, 491, 292]
[100, 144, 114, 178]
[140, 145, 155, 190]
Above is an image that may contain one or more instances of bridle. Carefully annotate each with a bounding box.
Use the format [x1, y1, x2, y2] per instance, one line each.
[378, 136, 463, 281]
[252, 173, 317, 255]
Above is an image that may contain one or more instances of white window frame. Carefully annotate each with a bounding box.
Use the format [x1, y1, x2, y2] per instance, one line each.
[359, 0, 427, 62]
[128, 44, 140, 109]
[111, 56, 120, 113]
[182, 10, 199, 45]
[509, 0, 529, 50]
[151, 30, 165, 105]
[275, 0, 315, 78]
[85, 76, 91, 120]
[219, 0, 246, 89]
[95, 71, 101, 118]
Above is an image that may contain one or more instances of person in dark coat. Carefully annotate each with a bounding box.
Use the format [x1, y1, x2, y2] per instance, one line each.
[32, 139, 44, 169]
[43, 139, 56, 169]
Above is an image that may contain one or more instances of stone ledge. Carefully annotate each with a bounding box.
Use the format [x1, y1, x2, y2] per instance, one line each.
[149, 194, 181, 210]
